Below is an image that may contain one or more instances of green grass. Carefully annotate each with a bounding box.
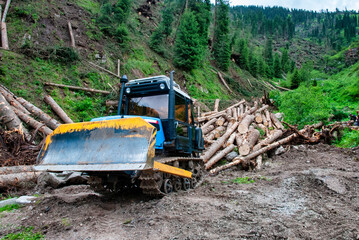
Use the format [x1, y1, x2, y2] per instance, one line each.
[2, 227, 43, 240]
[76, 0, 100, 14]
[0, 204, 22, 213]
[336, 129, 359, 148]
[223, 176, 255, 184]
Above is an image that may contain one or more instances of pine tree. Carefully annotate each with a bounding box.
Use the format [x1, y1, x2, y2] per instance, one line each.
[162, 8, 174, 37]
[149, 27, 165, 54]
[273, 53, 282, 78]
[189, 0, 211, 47]
[174, 11, 202, 70]
[281, 49, 290, 73]
[264, 38, 274, 68]
[290, 69, 301, 89]
[249, 54, 258, 77]
[213, 0, 231, 71]
[237, 39, 249, 70]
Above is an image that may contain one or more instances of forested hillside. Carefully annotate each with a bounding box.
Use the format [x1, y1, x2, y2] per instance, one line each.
[0, 0, 358, 131]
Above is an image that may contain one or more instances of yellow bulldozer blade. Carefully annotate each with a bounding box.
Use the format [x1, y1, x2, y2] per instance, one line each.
[153, 161, 192, 178]
[35, 117, 156, 172]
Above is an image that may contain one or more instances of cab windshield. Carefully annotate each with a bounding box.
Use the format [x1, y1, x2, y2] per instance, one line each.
[128, 94, 169, 119]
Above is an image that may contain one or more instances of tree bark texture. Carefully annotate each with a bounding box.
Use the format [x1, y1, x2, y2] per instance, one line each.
[205, 144, 235, 170]
[238, 115, 255, 134]
[0, 87, 31, 115]
[1, 22, 9, 49]
[44, 82, 111, 95]
[0, 92, 25, 132]
[12, 107, 53, 136]
[202, 122, 239, 163]
[44, 95, 73, 123]
[17, 97, 60, 130]
[210, 133, 298, 174]
[214, 99, 220, 112]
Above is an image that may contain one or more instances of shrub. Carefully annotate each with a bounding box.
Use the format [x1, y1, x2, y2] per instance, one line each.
[336, 129, 359, 148]
[278, 86, 332, 128]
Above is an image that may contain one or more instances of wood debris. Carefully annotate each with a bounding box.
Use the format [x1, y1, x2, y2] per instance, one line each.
[198, 99, 357, 175]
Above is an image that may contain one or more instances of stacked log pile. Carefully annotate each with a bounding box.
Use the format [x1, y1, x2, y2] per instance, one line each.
[0, 84, 73, 167]
[198, 99, 357, 175]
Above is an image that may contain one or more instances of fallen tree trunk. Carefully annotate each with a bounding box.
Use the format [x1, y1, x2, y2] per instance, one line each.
[253, 129, 283, 151]
[205, 126, 225, 142]
[106, 100, 119, 107]
[238, 115, 255, 134]
[239, 128, 260, 156]
[265, 109, 273, 128]
[214, 99, 220, 112]
[44, 95, 73, 123]
[202, 124, 215, 135]
[1, 0, 11, 22]
[1, 22, 8, 50]
[201, 118, 218, 130]
[0, 172, 40, 189]
[0, 93, 31, 142]
[226, 132, 236, 147]
[210, 133, 298, 174]
[217, 71, 233, 93]
[205, 144, 235, 170]
[202, 122, 239, 163]
[0, 165, 35, 175]
[270, 113, 284, 130]
[44, 82, 111, 95]
[12, 107, 53, 136]
[67, 21, 76, 48]
[17, 97, 60, 130]
[0, 87, 31, 115]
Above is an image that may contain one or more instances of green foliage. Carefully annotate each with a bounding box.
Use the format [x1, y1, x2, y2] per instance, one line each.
[188, 0, 211, 46]
[336, 129, 359, 148]
[115, 24, 130, 48]
[174, 11, 202, 70]
[229, 176, 255, 184]
[149, 27, 165, 54]
[273, 53, 282, 78]
[161, 7, 174, 37]
[277, 86, 332, 128]
[213, 0, 231, 71]
[96, 0, 132, 48]
[2, 227, 43, 240]
[49, 47, 80, 64]
[76, 0, 100, 14]
[264, 38, 273, 68]
[290, 69, 301, 89]
[0, 204, 21, 212]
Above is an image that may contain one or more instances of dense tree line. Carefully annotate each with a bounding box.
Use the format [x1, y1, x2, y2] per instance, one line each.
[146, 1, 357, 85]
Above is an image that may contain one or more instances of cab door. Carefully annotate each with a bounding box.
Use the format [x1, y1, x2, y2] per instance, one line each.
[174, 94, 192, 153]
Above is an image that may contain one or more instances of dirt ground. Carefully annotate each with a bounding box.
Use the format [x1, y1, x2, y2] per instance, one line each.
[1, 144, 358, 239]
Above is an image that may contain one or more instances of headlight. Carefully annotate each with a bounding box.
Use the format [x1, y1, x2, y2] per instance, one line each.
[125, 88, 131, 94]
[159, 83, 165, 90]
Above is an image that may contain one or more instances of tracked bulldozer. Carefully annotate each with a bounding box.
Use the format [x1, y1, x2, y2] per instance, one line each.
[35, 72, 204, 195]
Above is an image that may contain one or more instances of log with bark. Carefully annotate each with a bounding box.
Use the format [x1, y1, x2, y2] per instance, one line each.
[209, 133, 298, 174]
[44, 95, 73, 123]
[44, 82, 111, 95]
[205, 144, 235, 170]
[12, 107, 53, 136]
[0, 87, 31, 115]
[17, 97, 60, 130]
[0, 92, 25, 131]
[0, 172, 40, 190]
[238, 128, 260, 156]
[202, 122, 239, 163]
[238, 115, 255, 134]
[214, 99, 220, 112]
[67, 21, 76, 48]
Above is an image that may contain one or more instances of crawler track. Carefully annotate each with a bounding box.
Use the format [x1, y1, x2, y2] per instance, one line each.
[139, 157, 204, 196]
